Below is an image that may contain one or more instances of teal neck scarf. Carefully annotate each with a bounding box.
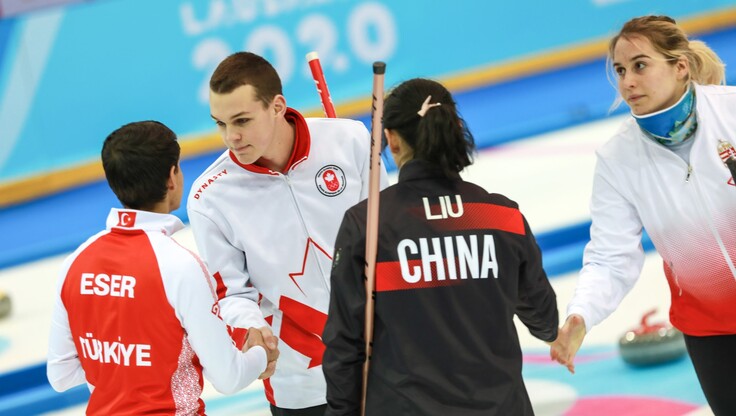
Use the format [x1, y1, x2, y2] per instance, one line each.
[633, 86, 697, 146]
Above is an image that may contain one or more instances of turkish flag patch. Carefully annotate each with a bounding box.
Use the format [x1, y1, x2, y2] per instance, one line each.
[117, 211, 137, 227]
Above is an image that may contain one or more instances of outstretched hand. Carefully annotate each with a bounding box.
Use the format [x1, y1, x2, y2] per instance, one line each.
[245, 326, 279, 379]
[549, 314, 586, 374]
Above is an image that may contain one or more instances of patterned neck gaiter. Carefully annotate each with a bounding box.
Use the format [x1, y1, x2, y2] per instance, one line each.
[633, 86, 697, 147]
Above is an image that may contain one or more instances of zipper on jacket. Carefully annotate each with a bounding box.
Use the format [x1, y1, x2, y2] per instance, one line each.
[281, 174, 331, 292]
[688, 168, 736, 280]
[643, 134, 736, 282]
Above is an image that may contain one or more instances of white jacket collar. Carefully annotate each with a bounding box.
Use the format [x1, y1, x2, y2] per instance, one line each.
[106, 208, 185, 236]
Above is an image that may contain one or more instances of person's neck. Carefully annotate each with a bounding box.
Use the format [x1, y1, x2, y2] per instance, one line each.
[122, 203, 169, 214]
[256, 117, 295, 173]
[633, 84, 696, 147]
[147, 201, 171, 214]
[393, 151, 414, 170]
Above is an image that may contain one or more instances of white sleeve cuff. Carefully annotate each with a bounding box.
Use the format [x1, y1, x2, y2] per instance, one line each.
[244, 344, 268, 375]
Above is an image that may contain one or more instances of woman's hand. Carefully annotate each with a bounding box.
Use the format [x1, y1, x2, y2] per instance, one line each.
[548, 314, 587, 374]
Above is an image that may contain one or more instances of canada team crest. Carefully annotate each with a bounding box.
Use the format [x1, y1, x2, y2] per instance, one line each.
[316, 165, 346, 196]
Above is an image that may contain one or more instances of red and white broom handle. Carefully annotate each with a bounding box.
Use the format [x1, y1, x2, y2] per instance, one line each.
[306, 51, 337, 118]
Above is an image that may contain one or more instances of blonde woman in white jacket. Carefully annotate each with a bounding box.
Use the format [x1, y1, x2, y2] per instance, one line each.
[550, 15, 736, 415]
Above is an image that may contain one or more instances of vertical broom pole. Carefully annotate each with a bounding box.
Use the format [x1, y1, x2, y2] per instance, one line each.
[361, 61, 385, 416]
[306, 52, 337, 118]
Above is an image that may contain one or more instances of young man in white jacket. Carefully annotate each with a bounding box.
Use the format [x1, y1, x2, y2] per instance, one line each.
[187, 52, 388, 415]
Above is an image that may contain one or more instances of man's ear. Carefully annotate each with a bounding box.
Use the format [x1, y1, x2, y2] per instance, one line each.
[167, 165, 178, 191]
[272, 94, 287, 116]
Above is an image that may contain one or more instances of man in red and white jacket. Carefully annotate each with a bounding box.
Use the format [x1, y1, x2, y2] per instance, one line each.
[187, 52, 388, 415]
[47, 121, 277, 415]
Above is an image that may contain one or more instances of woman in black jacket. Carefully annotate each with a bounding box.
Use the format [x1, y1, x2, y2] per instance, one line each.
[322, 78, 559, 416]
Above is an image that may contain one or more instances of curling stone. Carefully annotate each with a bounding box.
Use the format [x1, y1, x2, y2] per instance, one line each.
[0, 290, 11, 320]
[618, 308, 686, 366]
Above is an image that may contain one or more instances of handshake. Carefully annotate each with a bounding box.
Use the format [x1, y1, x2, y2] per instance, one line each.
[244, 326, 280, 379]
[548, 314, 587, 374]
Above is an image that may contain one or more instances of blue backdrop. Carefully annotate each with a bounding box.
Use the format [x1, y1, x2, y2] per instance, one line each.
[0, 0, 735, 182]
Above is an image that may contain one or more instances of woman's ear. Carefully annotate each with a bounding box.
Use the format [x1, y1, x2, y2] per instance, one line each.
[384, 128, 401, 155]
[675, 57, 690, 81]
[385, 128, 413, 169]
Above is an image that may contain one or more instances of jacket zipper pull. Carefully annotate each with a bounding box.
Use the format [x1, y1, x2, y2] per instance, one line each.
[685, 165, 692, 182]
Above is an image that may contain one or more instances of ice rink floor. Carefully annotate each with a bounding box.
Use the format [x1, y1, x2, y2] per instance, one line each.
[0, 115, 715, 415]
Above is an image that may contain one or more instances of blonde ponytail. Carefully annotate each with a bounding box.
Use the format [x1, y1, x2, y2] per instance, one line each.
[686, 40, 726, 85]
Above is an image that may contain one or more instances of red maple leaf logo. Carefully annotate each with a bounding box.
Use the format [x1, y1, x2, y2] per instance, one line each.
[288, 237, 332, 296]
[322, 170, 340, 192]
[279, 296, 328, 368]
